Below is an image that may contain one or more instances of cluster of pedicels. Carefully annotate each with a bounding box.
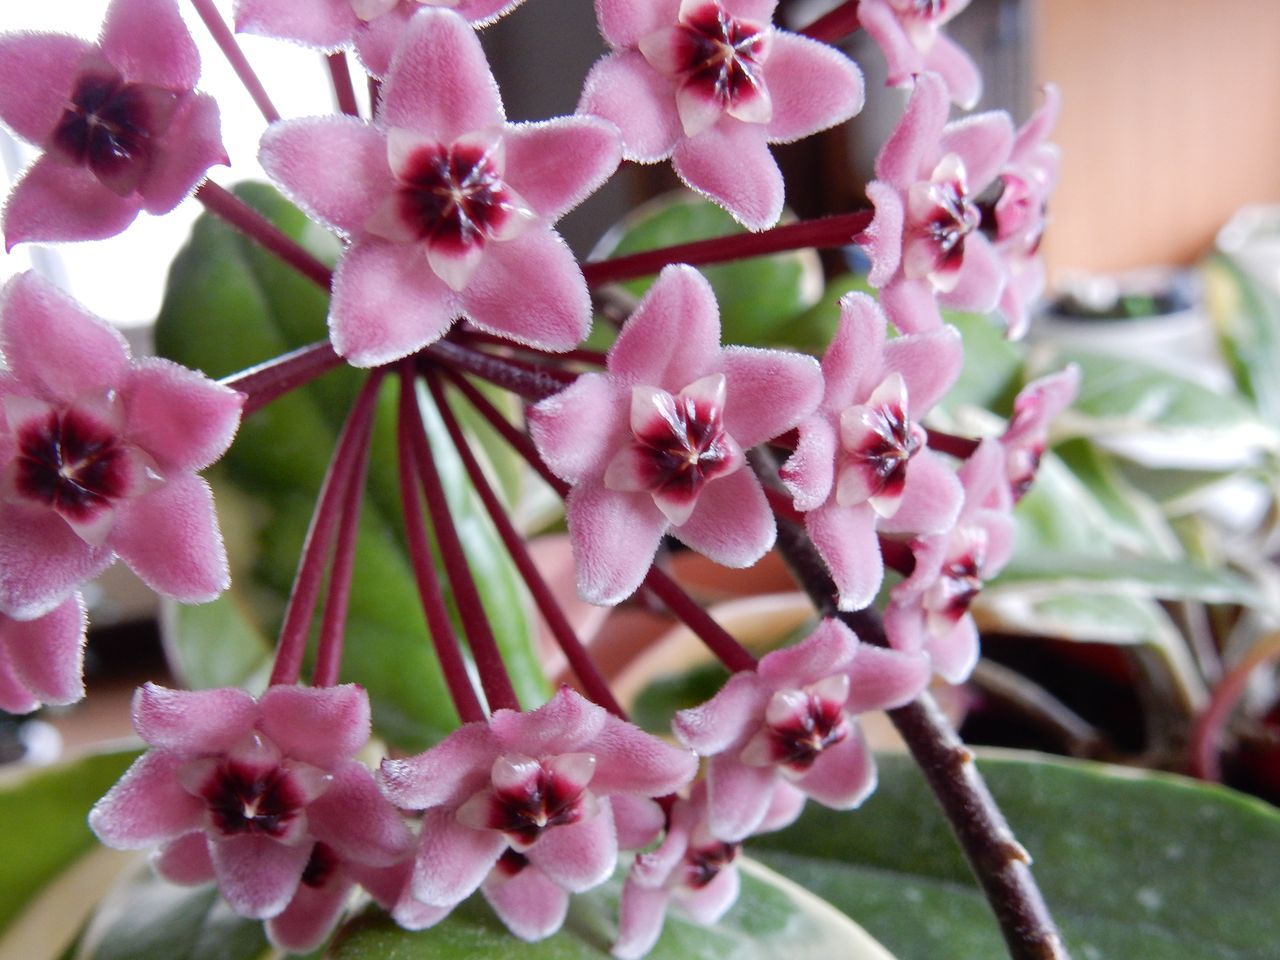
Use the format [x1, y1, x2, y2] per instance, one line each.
[0, 0, 1075, 954]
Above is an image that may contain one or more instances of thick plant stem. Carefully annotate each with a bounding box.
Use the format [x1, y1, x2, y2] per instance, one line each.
[771, 516, 1071, 960]
[220, 340, 343, 415]
[581, 210, 873, 287]
[402, 372, 521, 713]
[427, 372, 627, 718]
[800, 0, 862, 43]
[196, 183, 335, 290]
[396, 373, 486, 724]
[188, 0, 281, 123]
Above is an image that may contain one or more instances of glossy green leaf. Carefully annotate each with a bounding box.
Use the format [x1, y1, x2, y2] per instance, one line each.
[752, 752, 1280, 960]
[1203, 252, 1280, 424]
[330, 859, 897, 960]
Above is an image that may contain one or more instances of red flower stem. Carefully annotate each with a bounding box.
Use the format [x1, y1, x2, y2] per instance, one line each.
[641, 568, 758, 674]
[220, 340, 343, 416]
[402, 371, 521, 713]
[427, 371, 628, 719]
[770, 509, 1069, 960]
[396, 372, 487, 724]
[195, 182, 335, 290]
[763, 486, 804, 525]
[368, 76, 382, 116]
[464, 349, 578, 384]
[326, 52, 360, 118]
[427, 340, 565, 403]
[799, 0, 862, 43]
[580, 210, 873, 287]
[458, 331, 609, 367]
[1187, 631, 1280, 781]
[187, 0, 281, 123]
[927, 428, 981, 459]
[312, 371, 384, 687]
[269, 372, 382, 687]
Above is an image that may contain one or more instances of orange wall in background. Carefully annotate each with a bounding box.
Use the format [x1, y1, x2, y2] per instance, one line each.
[1034, 0, 1280, 277]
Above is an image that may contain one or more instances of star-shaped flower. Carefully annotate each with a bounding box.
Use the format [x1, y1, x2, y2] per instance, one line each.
[260, 8, 621, 367]
[858, 0, 981, 108]
[0, 272, 242, 620]
[579, 0, 864, 230]
[0, 594, 86, 714]
[0, 0, 226, 247]
[528, 264, 823, 606]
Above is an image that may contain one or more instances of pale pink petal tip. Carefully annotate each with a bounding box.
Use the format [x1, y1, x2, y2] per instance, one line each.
[0, 593, 86, 713]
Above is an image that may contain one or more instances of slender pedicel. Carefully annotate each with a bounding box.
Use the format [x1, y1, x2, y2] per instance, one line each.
[800, 0, 863, 44]
[187, 0, 281, 123]
[327, 52, 360, 118]
[196, 183, 334, 290]
[220, 340, 343, 415]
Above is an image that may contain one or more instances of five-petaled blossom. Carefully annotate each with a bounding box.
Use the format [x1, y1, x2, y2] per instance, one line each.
[235, 0, 528, 80]
[90, 684, 414, 936]
[378, 686, 696, 939]
[529, 264, 823, 606]
[0, 594, 86, 714]
[260, 8, 621, 367]
[579, 0, 864, 230]
[860, 72, 1013, 334]
[858, 0, 981, 109]
[780, 292, 964, 611]
[0, 0, 225, 247]
[673, 619, 930, 843]
[884, 439, 1014, 682]
[0, 272, 242, 620]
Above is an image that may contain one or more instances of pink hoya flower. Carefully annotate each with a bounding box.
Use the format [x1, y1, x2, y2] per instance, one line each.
[999, 364, 1078, 504]
[378, 686, 696, 934]
[612, 780, 801, 960]
[884, 439, 1014, 682]
[0, 272, 242, 620]
[858, 0, 981, 109]
[579, 0, 864, 230]
[779, 292, 964, 611]
[528, 264, 823, 606]
[90, 683, 414, 922]
[860, 72, 1014, 334]
[673, 619, 930, 842]
[990, 85, 1062, 339]
[0, 0, 225, 247]
[260, 8, 621, 367]
[235, 0, 528, 79]
[0, 593, 85, 714]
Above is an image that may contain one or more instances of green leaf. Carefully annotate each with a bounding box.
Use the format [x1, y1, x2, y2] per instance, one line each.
[595, 192, 822, 349]
[992, 553, 1260, 606]
[1203, 252, 1280, 423]
[938, 309, 1024, 416]
[752, 752, 1280, 960]
[330, 858, 897, 960]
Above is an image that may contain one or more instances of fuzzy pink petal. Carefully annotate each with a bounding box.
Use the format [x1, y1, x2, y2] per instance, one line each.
[608, 265, 720, 389]
[379, 722, 496, 809]
[3, 155, 140, 248]
[566, 483, 667, 606]
[490, 685, 607, 755]
[884, 325, 963, 413]
[877, 449, 963, 536]
[874, 72, 949, 188]
[380, 9, 504, 140]
[805, 501, 882, 612]
[133, 682, 259, 751]
[596, 0, 681, 47]
[259, 684, 370, 769]
[460, 228, 591, 351]
[861, 181, 904, 287]
[526, 801, 617, 892]
[883, 599, 925, 656]
[453, 0, 529, 24]
[110, 474, 229, 603]
[153, 830, 216, 885]
[235, 0, 358, 49]
[122, 358, 242, 473]
[797, 731, 874, 808]
[762, 32, 863, 143]
[930, 615, 979, 683]
[0, 651, 37, 714]
[672, 119, 782, 232]
[856, 0, 923, 87]
[614, 879, 671, 960]
[528, 374, 628, 485]
[845, 644, 931, 714]
[0, 34, 92, 144]
[707, 755, 777, 842]
[679, 863, 740, 924]
[483, 863, 570, 941]
[578, 51, 680, 163]
[757, 780, 806, 833]
[611, 795, 666, 850]
[879, 275, 942, 334]
[940, 233, 1005, 314]
[758, 618, 859, 686]
[211, 833, 311, 919]
[89, 750, 205, 847]
[2, 593, 85, 707]
[780, 415, 837, 512]
[587, 714, 697, 796]
[824, 293, 886, 408]
[267, 871, 356, 953]
[0, 503, 111, 621]
[502, 117, 621, 223]
[720, 346, 822, 449]
[99, 0, 200, 88]
[260, 117, 390, 237]
[0, 272, 131, 401]
[939, 111, 1015, 196]
[981, 510, 1016, 576]
[329, 238, 458, 366]
[307, 762, 414, 866]
[412, 806, 507, 906]
[924, 33, 982, 110]
[138, 94, 226, 215]
[673, 671, 765, 756]
[671, 468, 775, 568]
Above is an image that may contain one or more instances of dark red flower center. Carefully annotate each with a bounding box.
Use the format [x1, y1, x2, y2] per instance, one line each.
[50, 63, 179, 197]
[924, 177, 981, 271]
[847, 401, 922, 502]
[764, 695, 849, 772]
[197, 759, 309, 839]
[496, 847, 530, 878]
[892, 0, 954, 22]
[933, 552, 983, 623]
[674, 3, 769, 107]
[484, 764, 590, 848]
[13, 406, 131, 523]
[301, 842, 341, 888]
[392, 142, 515, 252]
[683, 840, 738, 889]
[632, 390, 733, 500]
